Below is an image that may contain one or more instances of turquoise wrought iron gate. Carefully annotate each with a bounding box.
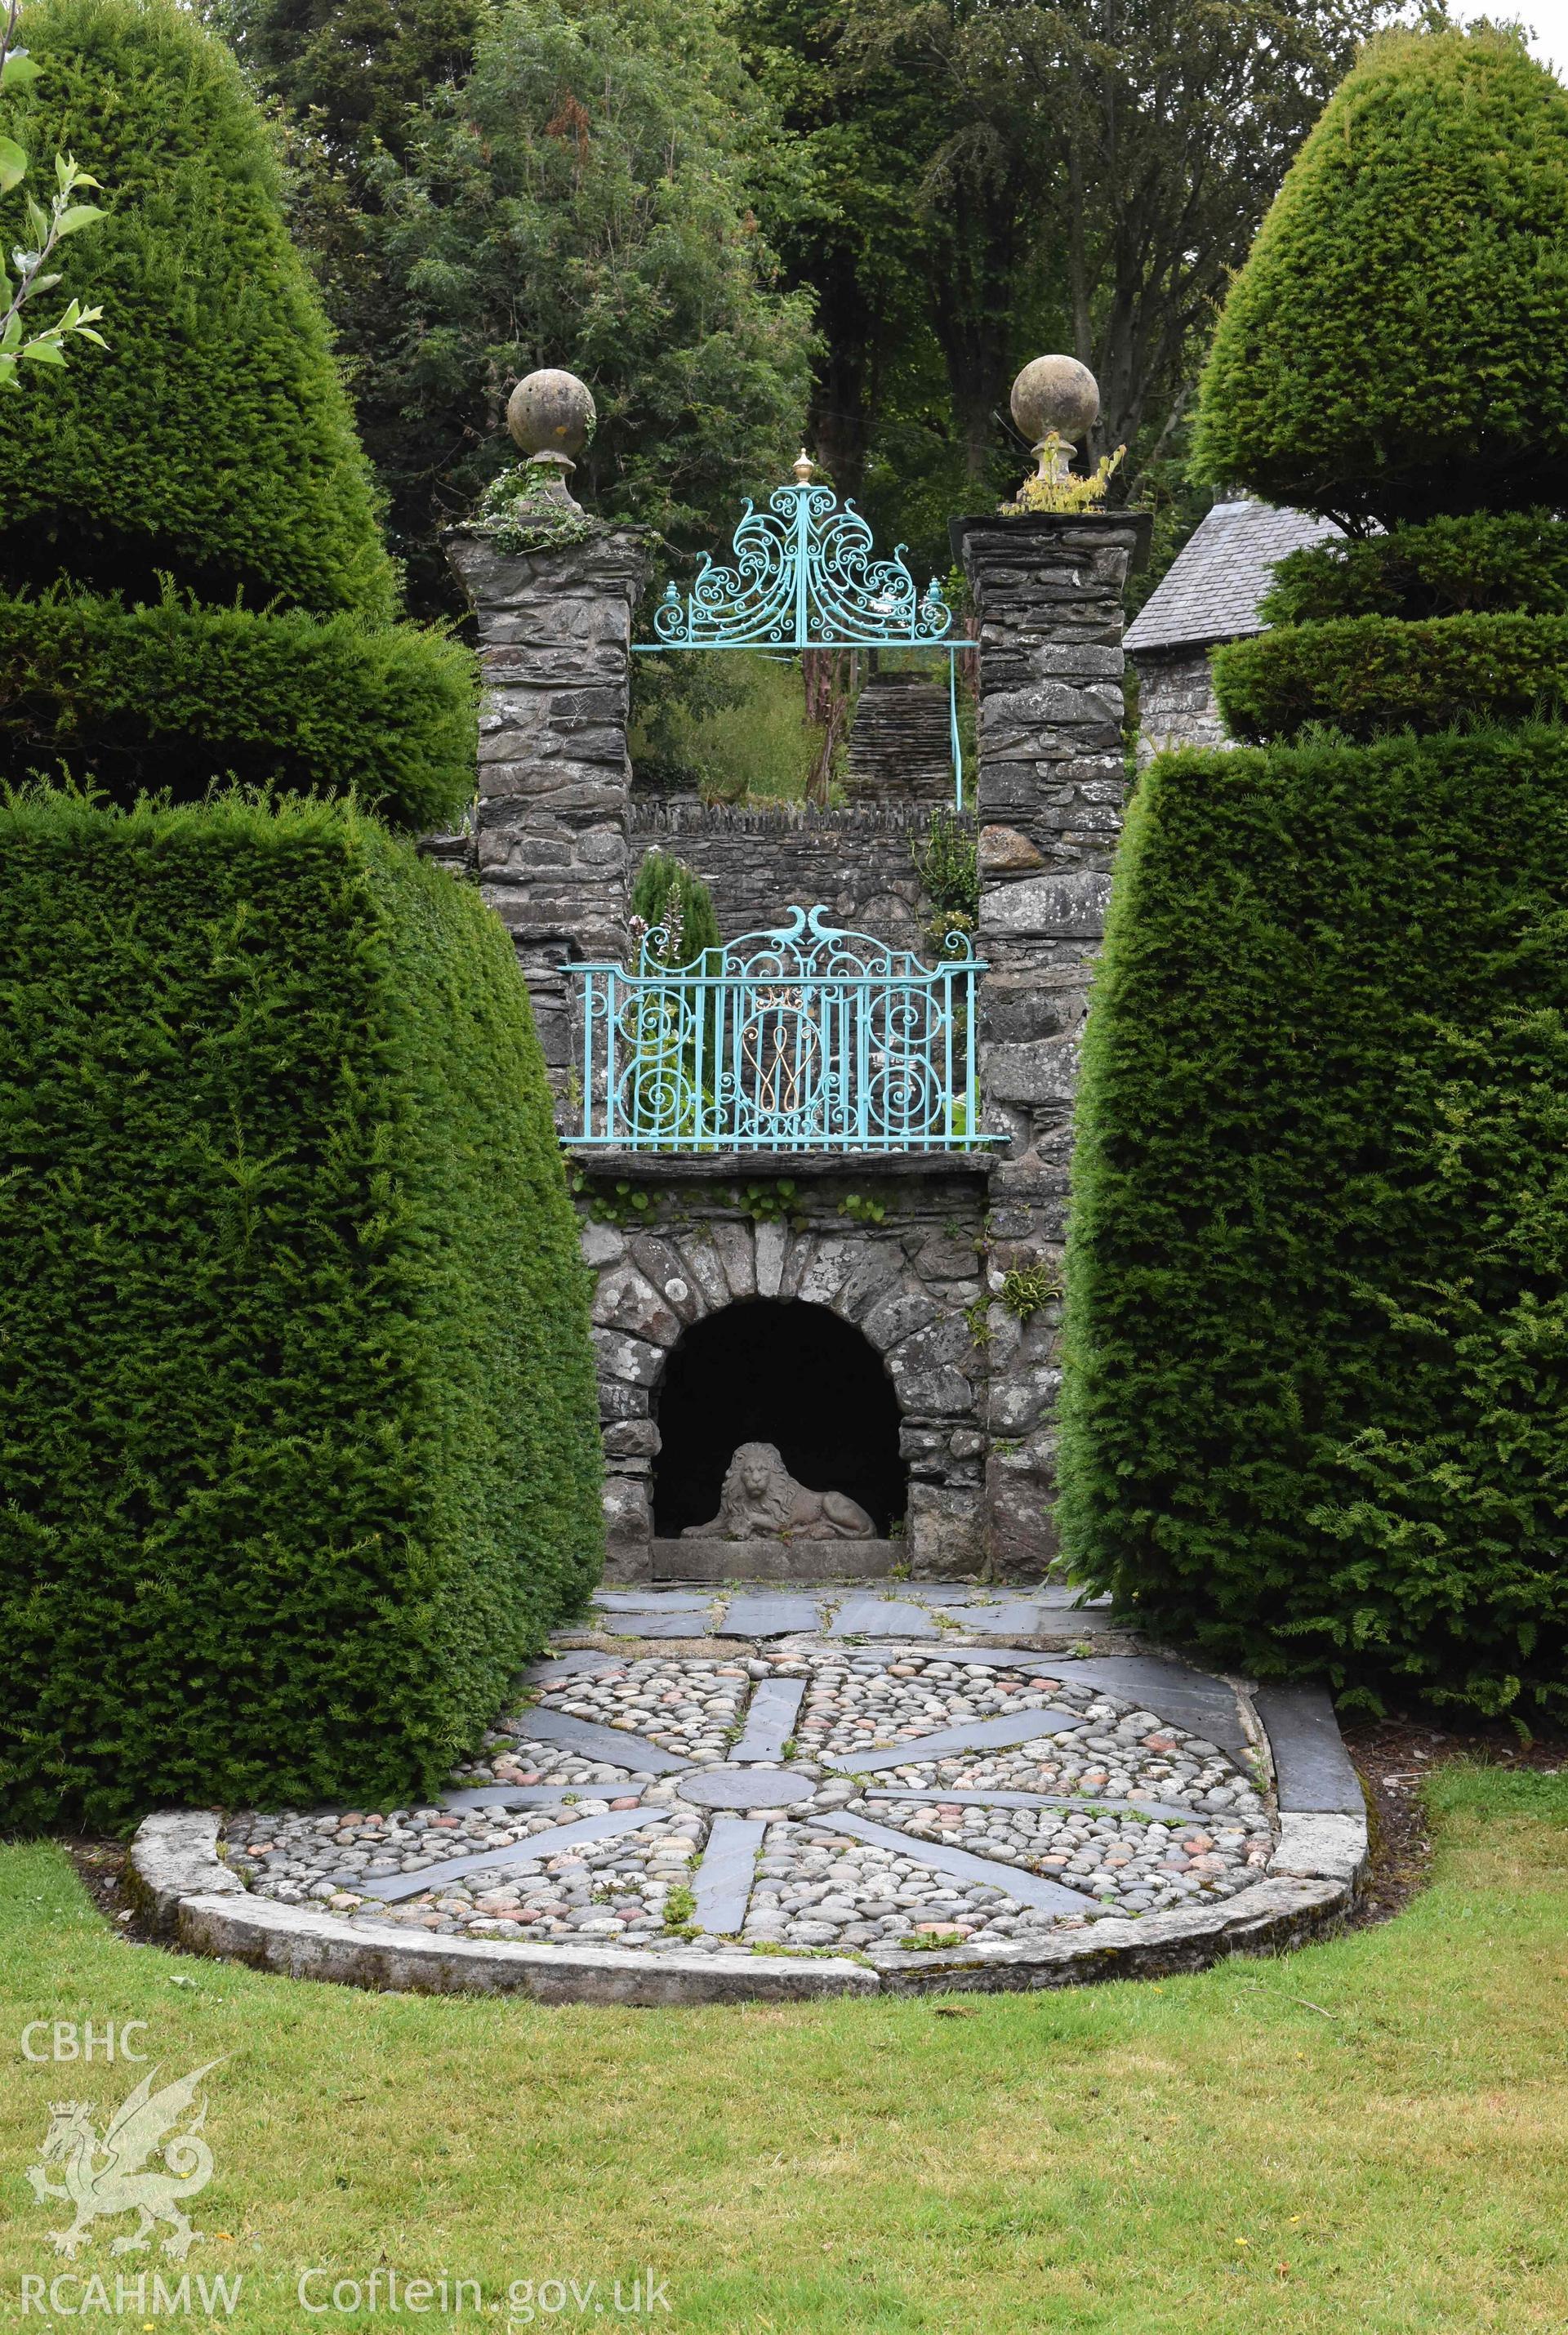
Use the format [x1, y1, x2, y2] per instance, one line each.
[566, 905, 996, 1153]
[634, 453, 964, 808]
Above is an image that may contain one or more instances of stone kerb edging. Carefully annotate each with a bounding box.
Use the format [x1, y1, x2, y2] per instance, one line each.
[127, 1675, 1367, 2006]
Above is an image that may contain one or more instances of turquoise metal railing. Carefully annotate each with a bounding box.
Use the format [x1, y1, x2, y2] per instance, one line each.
[564, 905, 998, 1153]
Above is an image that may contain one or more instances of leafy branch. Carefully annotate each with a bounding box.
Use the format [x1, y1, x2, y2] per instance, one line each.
[0, 0, 105, 390]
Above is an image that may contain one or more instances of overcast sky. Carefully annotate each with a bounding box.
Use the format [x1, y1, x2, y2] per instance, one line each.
[1455, 3, 1568, 74]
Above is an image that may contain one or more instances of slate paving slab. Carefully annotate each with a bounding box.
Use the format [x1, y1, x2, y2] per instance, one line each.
[830, 1598, 941, 1639]
[677, 1770, 815, 1811]
[691, 1816, 768, 1935]
[441, 1785, 615, 1812]
[1254, 1685, 1364, 1815]
[595, 1592, 713, 1613]
[595, 1611, 710, 1640]
[720, 1593, 824, 1638]
[730, 1675, 808, 1762]
[519, 1709, 694, 1773]
[960, 1602, 1048, 1637]
[911, 1648, 1249, 1752]
[814, 1811, 1102, 1915]
[865, 1786, 1205, 1824]
[524, 1652, 626, 1684]
[820, 1708, 1088, 1774]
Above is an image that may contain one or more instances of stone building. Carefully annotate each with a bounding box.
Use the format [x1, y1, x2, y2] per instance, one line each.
[1125, 498, 1340, 765]
[440, 363, 1147, 1585]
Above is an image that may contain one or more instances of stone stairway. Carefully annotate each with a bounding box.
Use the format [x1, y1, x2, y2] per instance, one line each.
[844, 673, 954, 803]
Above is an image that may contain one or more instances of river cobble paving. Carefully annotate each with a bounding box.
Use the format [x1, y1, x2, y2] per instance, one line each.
[220, 1645, 1273, 1953]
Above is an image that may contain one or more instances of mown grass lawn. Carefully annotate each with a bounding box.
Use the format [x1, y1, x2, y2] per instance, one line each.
[2, 1765, 1566, 2333]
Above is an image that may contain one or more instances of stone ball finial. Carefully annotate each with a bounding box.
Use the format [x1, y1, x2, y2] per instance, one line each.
[506, 367, 595, 465]
[1010, 354, 1100, 450]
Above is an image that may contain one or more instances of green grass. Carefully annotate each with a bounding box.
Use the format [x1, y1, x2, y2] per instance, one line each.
[2, 1766, 1566, 2329]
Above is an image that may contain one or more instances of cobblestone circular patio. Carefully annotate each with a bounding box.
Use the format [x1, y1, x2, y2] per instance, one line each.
[219, 1643, 1277, 1959]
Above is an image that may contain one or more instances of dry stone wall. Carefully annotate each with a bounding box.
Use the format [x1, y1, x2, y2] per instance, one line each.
[1131, 644, 1231, 766]
[445, 524, 650, 1090]
[628, 799, 962, 947]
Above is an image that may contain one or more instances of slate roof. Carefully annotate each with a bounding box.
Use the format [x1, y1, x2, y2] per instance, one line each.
[1125, 498, 1343, 657]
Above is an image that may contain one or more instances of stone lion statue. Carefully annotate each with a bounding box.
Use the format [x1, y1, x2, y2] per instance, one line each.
[684, 1442, 876, 1541]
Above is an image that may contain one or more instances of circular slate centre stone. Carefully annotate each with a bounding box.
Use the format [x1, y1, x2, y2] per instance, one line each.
[676, 1767, 816, 1811]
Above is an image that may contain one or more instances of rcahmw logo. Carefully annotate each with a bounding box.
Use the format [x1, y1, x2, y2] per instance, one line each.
[18, 2055, 242, 2315]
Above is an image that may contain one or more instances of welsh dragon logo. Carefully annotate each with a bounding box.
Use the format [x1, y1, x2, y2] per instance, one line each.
[24, 2061, 225, 2261]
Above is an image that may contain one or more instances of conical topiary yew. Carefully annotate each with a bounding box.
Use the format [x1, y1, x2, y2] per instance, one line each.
[1192, 25, 1568, 525]
[0, 0, 397, 617]
[0, 0, 476, 826]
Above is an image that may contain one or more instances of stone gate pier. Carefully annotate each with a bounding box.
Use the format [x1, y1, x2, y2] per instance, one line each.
[441, 362, 1146, 1580]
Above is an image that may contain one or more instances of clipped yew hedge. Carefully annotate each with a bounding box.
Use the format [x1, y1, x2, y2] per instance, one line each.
[1192, 26, 1568, 523]
[0, 791, 602, 1829]
[1213, 613, 1568, 742]
[1, 0, 395, 617]
[0, 590, 475, 827]
[1058, 724, 1568, 1719]
[1261, 512, 1568, 626]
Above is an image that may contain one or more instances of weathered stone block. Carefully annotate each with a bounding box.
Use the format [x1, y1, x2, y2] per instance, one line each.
[602, 1418, 662, 1459]
[591, 1327, 665, 1387]
[626, 1234, 704, 1323]
[709, 1220, 757, 1300]
[862, 1286, 938, 1352]
[591, 1263, 684, 1348]
[982, 869, 1114, 938]
[984, 1039, 1080, 1107]
[754, 1218, 787, 1298]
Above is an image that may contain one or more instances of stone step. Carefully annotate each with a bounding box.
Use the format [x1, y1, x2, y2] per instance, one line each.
[844, 677, 953, 804]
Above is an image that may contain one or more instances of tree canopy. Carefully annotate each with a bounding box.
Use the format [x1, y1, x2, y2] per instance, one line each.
[244, 0, 813, 608]
[735, 0, 1374, 560]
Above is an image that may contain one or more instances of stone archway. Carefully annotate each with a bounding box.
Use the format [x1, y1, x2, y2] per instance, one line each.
[653, 1298, 904, 1537]
[580, 1193, 989, 1576]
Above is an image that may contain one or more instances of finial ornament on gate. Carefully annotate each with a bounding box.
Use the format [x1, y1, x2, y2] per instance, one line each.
[649, 461, 954, 652]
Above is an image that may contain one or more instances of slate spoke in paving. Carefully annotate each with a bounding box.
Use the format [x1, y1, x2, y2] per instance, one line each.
[1254, 1684, 1365, 1815]
[691, 1815, 767, 1935]
[730, 1675, 808, 1762]
[865, 1786, 1207, 1823]
[338, 1807, 672, 1902]
[811, 1811, 1104, 1914]
[820, 1709, 1087, 1774]
[830, 1598, 941, 1639]
[440, 1784, 642, 1812]
[904, 1647, 1248, 1751]
[721, 1593, 824, 1638]
[518, 1709, 694, 1772]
